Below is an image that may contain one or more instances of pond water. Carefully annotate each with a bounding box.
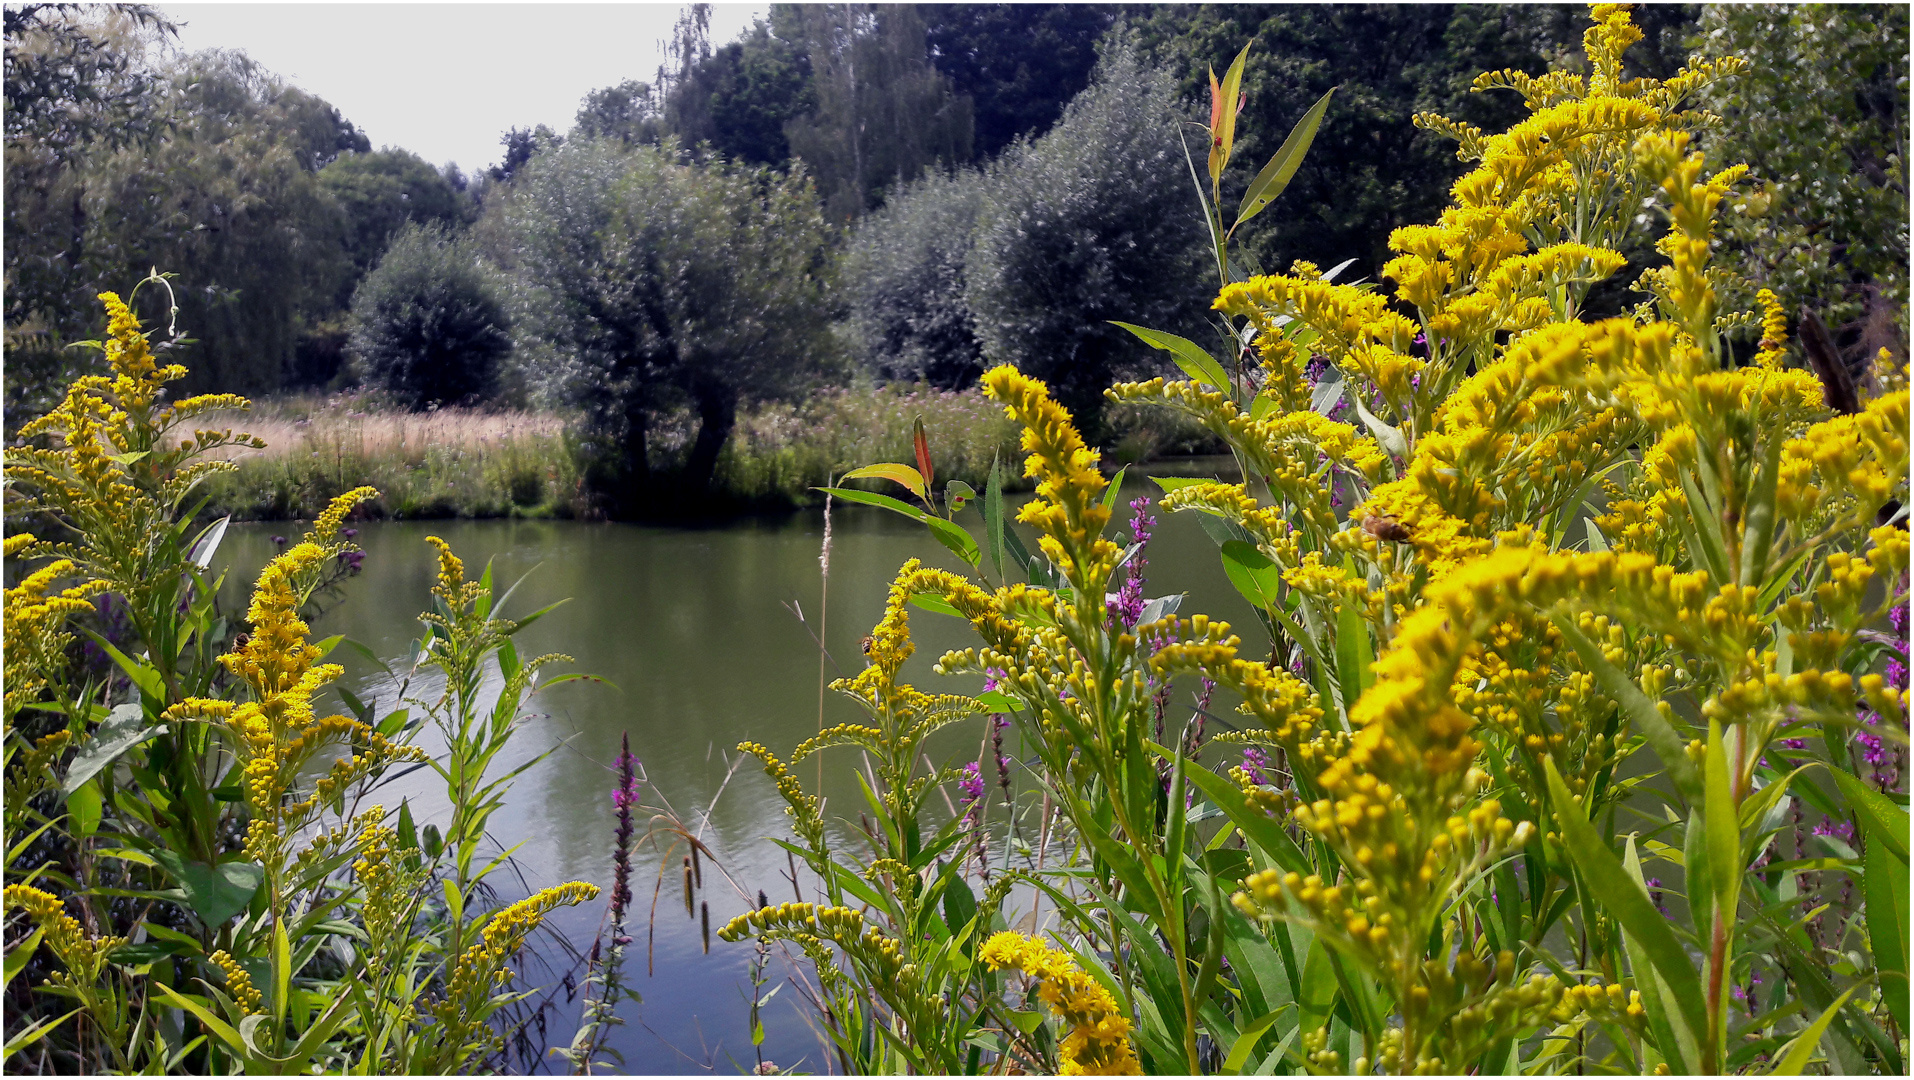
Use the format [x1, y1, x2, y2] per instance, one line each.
[214, 469, 1256, 1074]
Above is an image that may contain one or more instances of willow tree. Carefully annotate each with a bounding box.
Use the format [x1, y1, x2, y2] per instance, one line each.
[488, 137, 841, 514]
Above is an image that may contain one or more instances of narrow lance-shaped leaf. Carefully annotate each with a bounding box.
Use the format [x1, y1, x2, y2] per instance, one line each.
[838, 463, 929, 507]
[912, 417, 934, 497]
[1112, 321, 1233, 395]
[1545, 759, 1710, 1046]
[1236, 87, 1337, 228]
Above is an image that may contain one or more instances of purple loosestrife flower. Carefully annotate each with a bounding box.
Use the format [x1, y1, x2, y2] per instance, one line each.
[959, 761, 986, 806]
[1242, 746, 1270, 787]
[1109, 496, 1155, 630]
[992, 716, 1012, 795]
[610, 734, 639, 922]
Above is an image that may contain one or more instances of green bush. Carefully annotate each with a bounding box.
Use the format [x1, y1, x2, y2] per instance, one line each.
[965, 35, 1209, 435]
[347, 222, 512, 408]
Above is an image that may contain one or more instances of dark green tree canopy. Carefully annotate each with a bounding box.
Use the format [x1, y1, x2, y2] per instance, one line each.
[843, 167, 987, 388]
[921, 3, 1117, 159]
[778, 3, 974, 219]
[1133, 4, 1698, 278]
[320, 147, 473, 308]
[348, 221, 511, 408]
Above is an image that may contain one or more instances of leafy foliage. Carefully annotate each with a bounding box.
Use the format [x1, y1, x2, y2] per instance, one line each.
[486, 138, 842, 509]
[3, 290, 596, 1074]
[347, 222, 511, 409]
[729, 10, 1912, 1076]
[841, 167, 988, 387]
[1695, 4, 1910, 350]
[965, 35, 1210, 436]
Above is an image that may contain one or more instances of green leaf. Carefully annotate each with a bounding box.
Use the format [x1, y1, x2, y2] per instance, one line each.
[2, 1007, 81, 1059]
[1221, 1004, 1290, 1074]
[1739, 432, 1785, 585]
[273, 917, 292, 1028]
[1703, 719, 1742, 950]
[5, 926, 44, 989]
[839, 463, 929, 505]
[149, 852, 263, 929]
[945, 479, 976, 514]
[1152, 475, 1221, 494]
[1212, 43, 1251, 178]
[1828, 765, 1908, 863]
[81, 631, 164, 701]
[1677, 468, 1733, 585]
[1770, 986, 1858, 1075]
[1552, 615, 1701, 800]
[1334, 562, 1372, 718]
[1102, 466, 1129, 513]
[908, 592, 963, 619]
[1182, 761, 1310, 875]
[1219, 540, 1284, 612]
[924, 516, 982, 567]
[984, 455, 1007, 583]
[64, 703, 154, 794]
[1112, 321, 1232, 393]
[1309, 364, 1345, 415]
[818, 485, 928, 522]
[942, 873, 978, 941]
[1350, 397, 1406, 459]
[65, 780, 103, 839]
[1622, 837, 1696, 1073]
[1545, 760, 1709, 1046]
[189, 515, 231, 570]
[1236, 87, 1337, 227]
[152, 983, 246, 1055]
[1865, 838, 1910, 1032]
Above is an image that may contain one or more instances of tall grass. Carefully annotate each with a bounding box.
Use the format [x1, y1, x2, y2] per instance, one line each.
[198, 392, 577, 520]
[198, 384, 1029, 521]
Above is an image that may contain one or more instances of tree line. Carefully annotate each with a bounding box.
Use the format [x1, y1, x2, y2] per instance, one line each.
[6, 3, 1906, 510]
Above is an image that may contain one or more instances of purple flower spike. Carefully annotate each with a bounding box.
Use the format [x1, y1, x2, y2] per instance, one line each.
[1242, 746, 1269, 787]
[958, 761, 985, 805]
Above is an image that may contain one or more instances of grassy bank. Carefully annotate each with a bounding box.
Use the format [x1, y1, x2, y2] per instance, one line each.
[198, 385, 1039, 522]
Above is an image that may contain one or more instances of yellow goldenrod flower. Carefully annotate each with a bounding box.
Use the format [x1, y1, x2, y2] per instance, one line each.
[981, 931, 1142, 1075]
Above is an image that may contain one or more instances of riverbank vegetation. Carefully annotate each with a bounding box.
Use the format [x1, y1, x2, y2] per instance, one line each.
[709, 7, 1910, 1075]
[5, 3, 1909, 1077]
[7, 3, 1902, 521]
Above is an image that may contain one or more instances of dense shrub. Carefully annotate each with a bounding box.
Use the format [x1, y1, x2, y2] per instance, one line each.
[347, 222, 511, 408]
[488, 137, 842, 510]
[965, 36, 1209, 435]
[842, 167, 988, 387]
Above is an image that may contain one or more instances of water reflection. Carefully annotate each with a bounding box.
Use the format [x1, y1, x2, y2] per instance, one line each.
[217, 475, 1253, 1072]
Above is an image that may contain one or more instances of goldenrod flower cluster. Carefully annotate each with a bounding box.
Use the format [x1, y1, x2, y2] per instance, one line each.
[718, 902, 941, 1041]
[979, 931, 1142, 1075]
[2, 536, 107, 718]
[6, 293, 264, 616]
[433, 881, 600, 1061]
[4, 883, 125, 993]
[208, 949, 263, 1015]
[166, 488, 420, 873]
[983, 366, 1118, 597]
[737, 741, 828, 857]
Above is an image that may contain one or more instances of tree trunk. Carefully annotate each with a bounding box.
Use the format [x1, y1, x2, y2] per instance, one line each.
[603, 401, 651, 517]
[683, 384, 737, 496]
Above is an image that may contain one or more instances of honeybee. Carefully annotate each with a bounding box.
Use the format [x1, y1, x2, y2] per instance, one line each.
[859, 634, 874, 656]
[1362, 513, 1411, 543]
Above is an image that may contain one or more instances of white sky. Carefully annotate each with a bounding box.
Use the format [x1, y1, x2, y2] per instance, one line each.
[155, 4, 770, 177]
